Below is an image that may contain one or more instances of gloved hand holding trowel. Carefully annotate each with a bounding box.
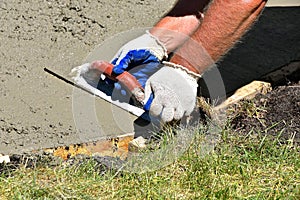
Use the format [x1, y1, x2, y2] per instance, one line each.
[73, 0, 267, 123]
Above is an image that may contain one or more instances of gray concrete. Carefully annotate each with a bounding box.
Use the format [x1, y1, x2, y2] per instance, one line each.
[267, 0, 300, 7]
[0, 0, 299, 154]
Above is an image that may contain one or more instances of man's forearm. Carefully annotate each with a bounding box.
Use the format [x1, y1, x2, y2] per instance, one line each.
[150, 0, 210, 52]
[171, 0, 268, 74]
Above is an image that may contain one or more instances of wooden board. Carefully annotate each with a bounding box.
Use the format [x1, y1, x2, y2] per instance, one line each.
[44, 133, 134, 160]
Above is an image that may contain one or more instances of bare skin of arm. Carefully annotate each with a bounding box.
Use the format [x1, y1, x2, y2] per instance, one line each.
[151, 0, 268, 74]
[150, 0, 210, 52]
[171, 0, 268, 74]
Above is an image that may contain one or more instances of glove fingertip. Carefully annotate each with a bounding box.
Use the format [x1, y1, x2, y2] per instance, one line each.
[174, 107, 184, 121]
[149, 101, 163, 117]
[161, 108, 175, 123]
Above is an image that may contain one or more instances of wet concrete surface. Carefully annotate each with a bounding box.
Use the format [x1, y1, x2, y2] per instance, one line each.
[0, 1, 299, 154]
[0, 0, 173, 154]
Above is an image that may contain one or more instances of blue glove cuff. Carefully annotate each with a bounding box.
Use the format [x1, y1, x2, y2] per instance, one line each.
[143, 93, 154, 111]
[113, 49, 160, 74]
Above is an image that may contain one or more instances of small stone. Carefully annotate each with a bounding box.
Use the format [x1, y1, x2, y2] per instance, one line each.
[260, 98, 268, 104]
[0, 154, 10, 163]
[128, 137, 147, 152]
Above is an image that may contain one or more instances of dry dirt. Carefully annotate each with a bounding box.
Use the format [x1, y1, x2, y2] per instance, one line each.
[231, 82, 300, 144]
[0, 1, 299, 155]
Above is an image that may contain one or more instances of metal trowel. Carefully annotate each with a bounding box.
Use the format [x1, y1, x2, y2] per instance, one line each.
[45, 28, 160, 143]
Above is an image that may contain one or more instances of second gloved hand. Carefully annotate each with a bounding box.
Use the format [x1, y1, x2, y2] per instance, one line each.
[143, 63, 199, 123]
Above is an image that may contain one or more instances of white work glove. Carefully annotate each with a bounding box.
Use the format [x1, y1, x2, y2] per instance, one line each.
[71, 31, 167, 80]
[70, 62, 102, 88]
[111, 31, 167, 74]
[144, 62, 200, 123]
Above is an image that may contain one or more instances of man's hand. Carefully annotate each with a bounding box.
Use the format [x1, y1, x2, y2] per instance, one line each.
[109, 31, 200, 122]
[110, 31, 168, 99]
[111, 31, 167, 75]
[143, 64, 199, 123]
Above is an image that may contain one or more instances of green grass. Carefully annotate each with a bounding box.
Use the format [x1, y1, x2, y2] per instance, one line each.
[0, 126, 299, 200]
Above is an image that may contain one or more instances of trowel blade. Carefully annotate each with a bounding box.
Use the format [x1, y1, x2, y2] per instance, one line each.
[44, 67, 144, 117]
[45, 28, 160, 139]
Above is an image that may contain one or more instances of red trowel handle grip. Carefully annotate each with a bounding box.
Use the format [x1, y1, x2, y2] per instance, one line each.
[90, 61, 145, 104]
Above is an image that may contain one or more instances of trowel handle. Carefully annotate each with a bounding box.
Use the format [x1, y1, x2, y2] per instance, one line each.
[90, 61, 145, 104]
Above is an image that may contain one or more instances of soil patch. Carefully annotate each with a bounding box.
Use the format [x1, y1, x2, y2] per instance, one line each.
[231, 81, 300, 145]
